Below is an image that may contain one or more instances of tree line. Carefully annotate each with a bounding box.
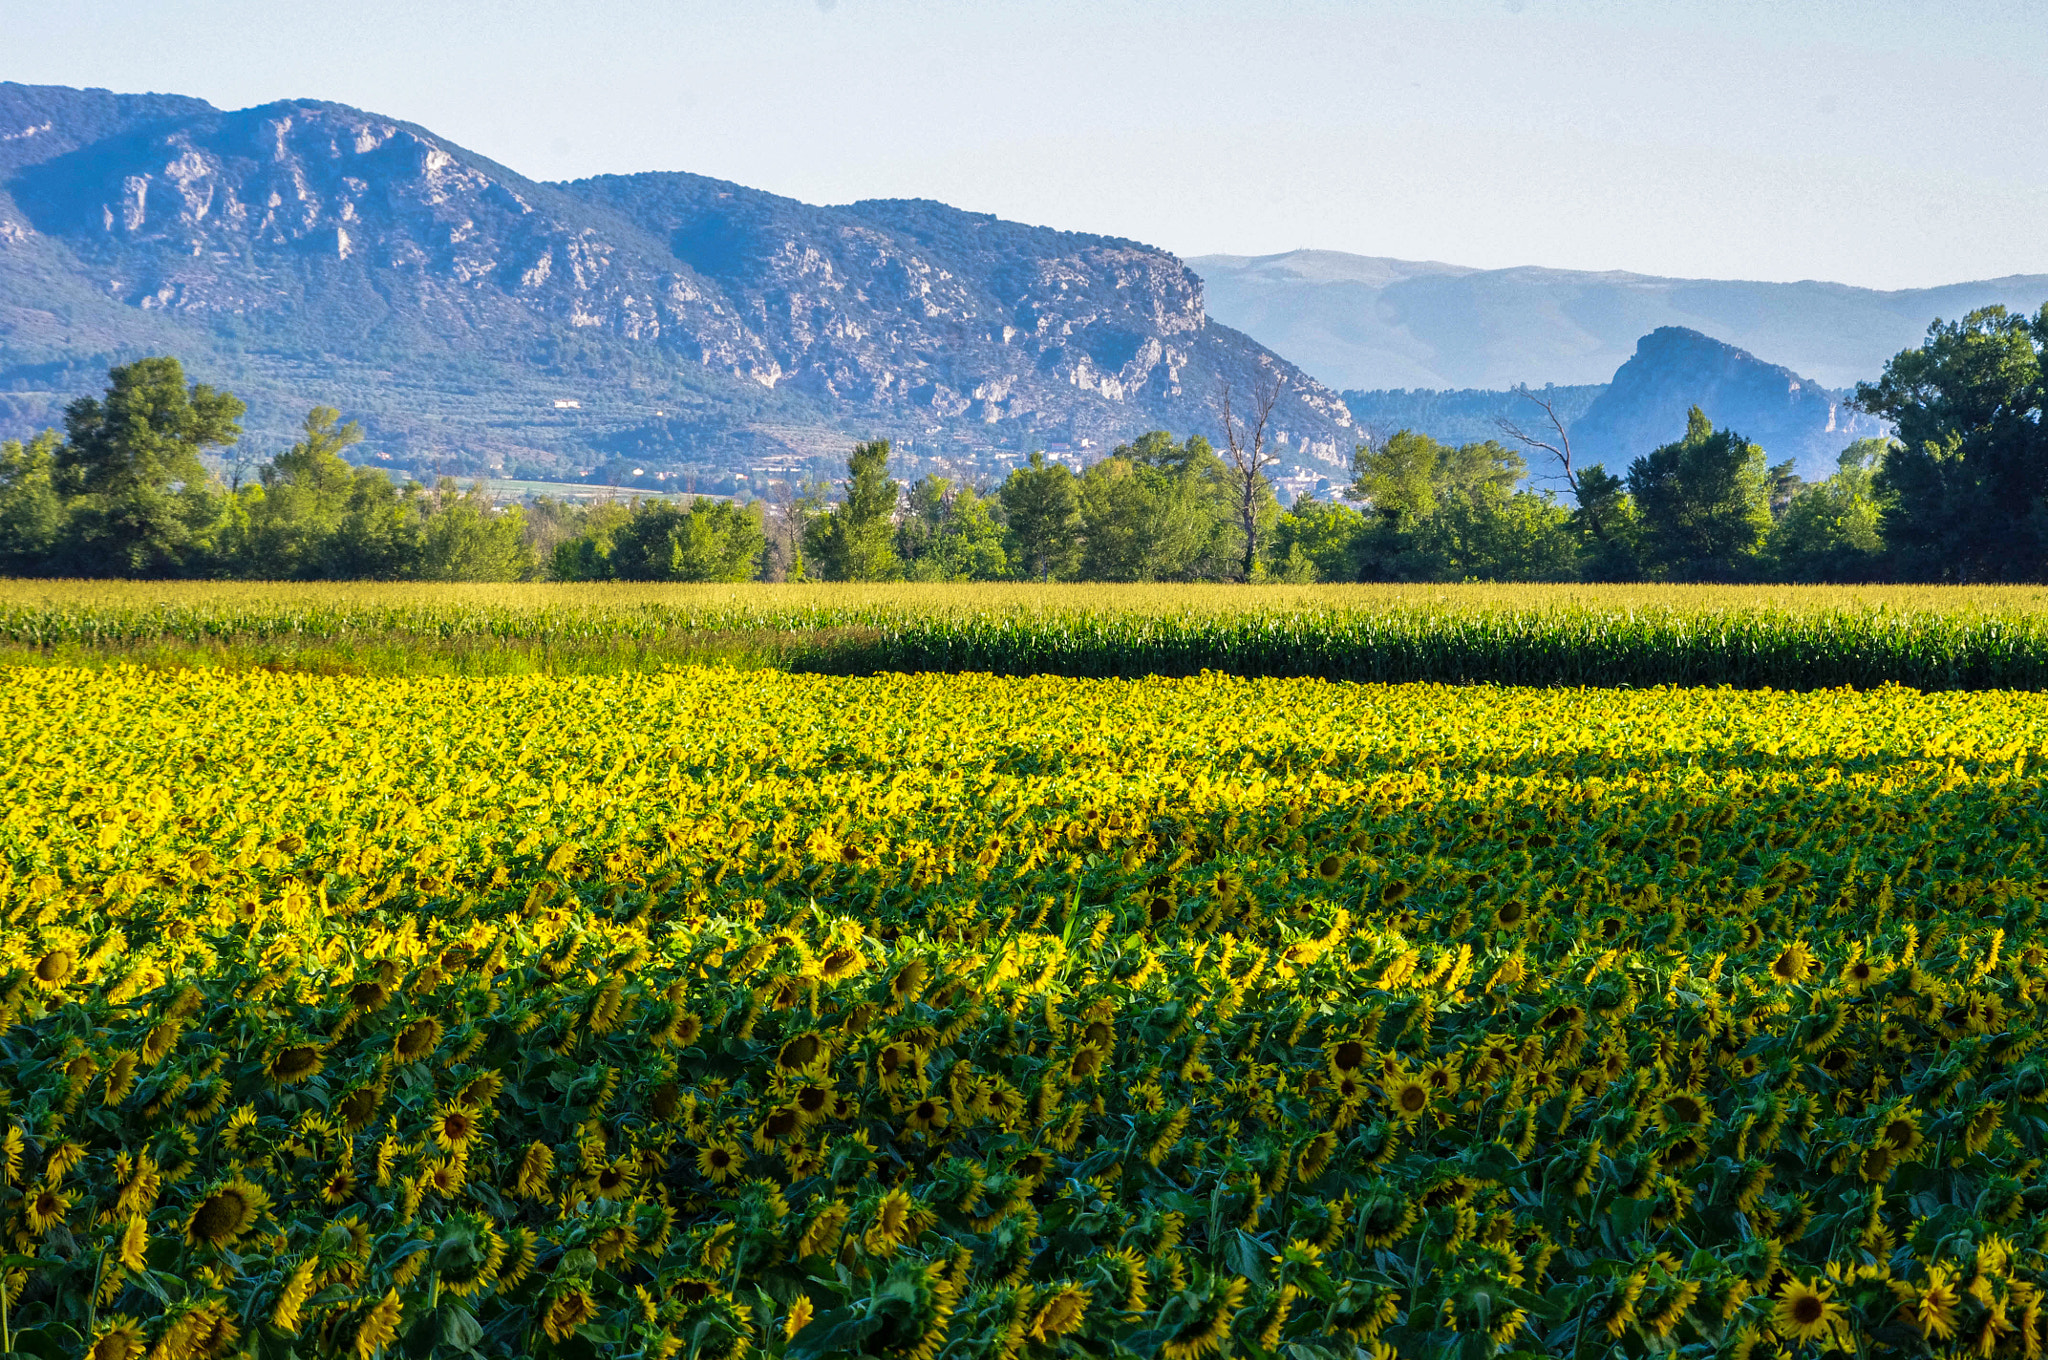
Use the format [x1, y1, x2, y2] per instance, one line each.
[3, 305, 2043, 582]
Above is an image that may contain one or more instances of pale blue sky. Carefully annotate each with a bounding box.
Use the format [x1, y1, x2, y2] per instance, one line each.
[4, 0, 2043, 289]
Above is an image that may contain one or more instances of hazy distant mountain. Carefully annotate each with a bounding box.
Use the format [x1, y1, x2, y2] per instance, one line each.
[1340, 329, 1882, 483]
[1341, 384, 1606, 450]
[1569, 327, 1883, 481]
[1191, 248, 2048, 392]
[0, 83, 1352, 482]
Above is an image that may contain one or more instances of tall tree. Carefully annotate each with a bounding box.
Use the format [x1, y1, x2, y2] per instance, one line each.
[1350, 429, 1575, 581]
[235, 406, 367, 578]
[1216, 373, 1285, 581]
[0, 431, 67, 574]
[805, 439, 902, 581]
[1856, 305, 2048, 581]
[899, 477, 1006, 581]
[55, 356, 245, 575]
[999, 451, 1081, 581]
[1766, 438, 1892, 583]
[1626, 406, 1774, 581]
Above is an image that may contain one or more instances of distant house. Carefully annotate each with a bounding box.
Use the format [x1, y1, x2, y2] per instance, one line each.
[553, 399, 581, 409]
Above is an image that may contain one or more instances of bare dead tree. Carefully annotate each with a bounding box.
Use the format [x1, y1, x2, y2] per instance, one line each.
[1496, 387, 1607, 542]
[1216, 371, 1285, 580]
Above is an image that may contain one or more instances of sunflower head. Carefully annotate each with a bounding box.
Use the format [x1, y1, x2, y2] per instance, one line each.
[1771, 942, 1815, 985]
[31, 948, 75, 990]
[86, 1316, 147, 1360]
[393, 1017, 443, 1064]
[186, 1178, 270, 1248]
[1388, 1077, 1432, 1123]
[266, 1043, 324, 1087]
[1771, 1278, 1840, 1343]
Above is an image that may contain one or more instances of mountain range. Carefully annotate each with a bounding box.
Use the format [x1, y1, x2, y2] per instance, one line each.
[1192, 249, 2048, 393]
[0, 83, 1353, 485]
[0, 82, 2035, 497]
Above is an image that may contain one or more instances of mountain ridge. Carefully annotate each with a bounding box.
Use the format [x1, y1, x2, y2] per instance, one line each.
[1193, 247, 2048, 392]
[0, 83, 1353, 484]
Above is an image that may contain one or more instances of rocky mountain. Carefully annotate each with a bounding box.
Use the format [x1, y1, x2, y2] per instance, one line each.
[0, 83, 1352, 483]
[1192, 249, 2048, 392]
[1339, 329, 1880, 482]
[1568, 327, 1883, 481]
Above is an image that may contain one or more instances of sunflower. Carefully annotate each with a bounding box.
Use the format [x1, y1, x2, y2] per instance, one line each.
[271, 1258, 317, 1334]
[792, 1080, 834, 1126]
[430, 1101, 480, 1153]
[1914, 1263, 1960, 1341]
[795, 1200, 851, 1261]
[778, 1033, 826, 1072]
[265, 1043, 325, 1087]
[354, 1288, 404, 1358]
[30, 948, 75, 990]
[1356, 1196, 1418, 1249]
[1029, 1284, 1092, 1342]
[116, 1214, 149, 1272]
[336, 1083, 383, 1131]
[514, 1142, 556, 1198]
[1964, 1104, 2003, 1155]
[86, 1315, 146, 1360]
[392, 1017, 443, 1064]
[1876, 1105, 1924, 1157]
[1161, 1277, 1247, 1360]
[24, 1181, 69, 1234]
[696, 1139, 744, 1184]
[1771, 1277, 1844, 1344]
[543, 1288, 598, 1343]
[423, 1156, 466, 1197]
[814, 946, 865, 983]
[183, 1177, 269, 1250]
[753, 1106, 802, 1149]
[1771, 942, 1815, 985]
[319, 1167, 358, 1207]
[498, 1227, 538, 1290]
[592, 1156, 636, 1200]
[667, 1010, 705, 1047]
[865, 1187, 921, 1256]
[347, 980, 390, 1011]
[904, 1097, 950, 1135]
[886, 960, 930, 1013]
[1386, 1075, 1431, 1124]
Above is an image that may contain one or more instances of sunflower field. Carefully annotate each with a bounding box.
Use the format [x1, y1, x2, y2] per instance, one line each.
[1, 663, 2045, 1358]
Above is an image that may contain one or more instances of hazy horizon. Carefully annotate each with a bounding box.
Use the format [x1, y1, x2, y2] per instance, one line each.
[2, 0, 2043, 293]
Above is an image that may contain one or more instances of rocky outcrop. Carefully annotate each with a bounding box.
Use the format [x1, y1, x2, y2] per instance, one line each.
[0, 84, 1351, 475]
[1568, 327, 1884, 480]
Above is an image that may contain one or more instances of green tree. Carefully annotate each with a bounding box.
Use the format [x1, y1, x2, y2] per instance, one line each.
[1569, 464, 1642, 580]
[805, 440, 901, 581]
[1075, 457, 1155, 580]
[999, 452, 1081, 581]
[233, 407, 367, 578]
[1766, 438, 1892, 582]
[1268, 496, 1367, 582]
[1626, 407, 1774, 581]
[55, 356, 245, 575]
[547, 500, 635, 581]
[415, 479, 532, 582]
[1856, 305, 2048, 580]
[1348, 431, 1574, 580]
[899, 477, 1006, 581]
[0, 431, 68, 574]
[1114, 432, 1238, 580]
